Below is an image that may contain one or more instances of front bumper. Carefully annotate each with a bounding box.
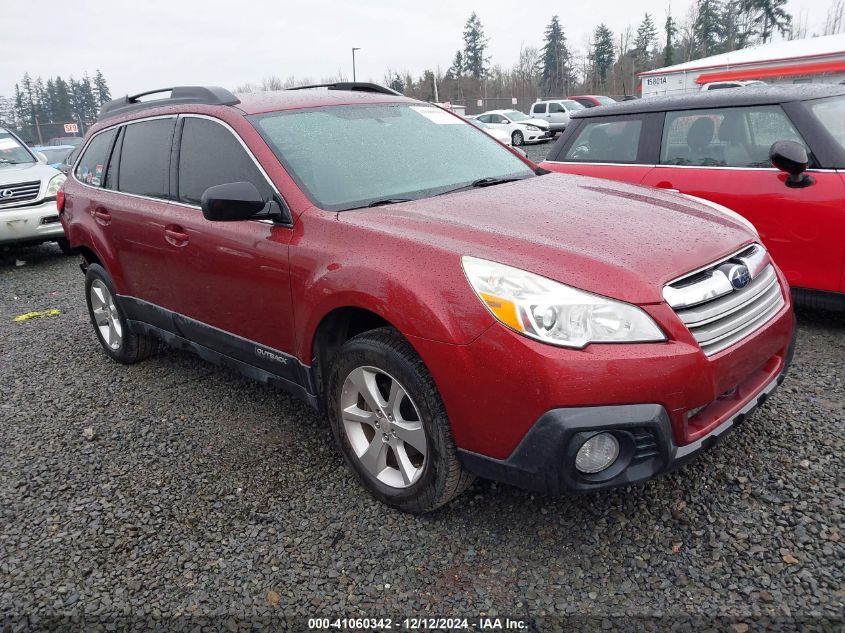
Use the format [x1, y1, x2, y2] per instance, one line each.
[525, 129, 553, 143]
[457, 331, 793, 494]
[0, 199, 65, 245]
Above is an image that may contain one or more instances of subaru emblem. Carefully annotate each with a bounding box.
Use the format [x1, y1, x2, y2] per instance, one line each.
[728, 264, 752, 289]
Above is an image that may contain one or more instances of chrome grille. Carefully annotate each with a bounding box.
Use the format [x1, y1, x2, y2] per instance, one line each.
[0, 180, 41, 207]
[664, 244, 785, 356]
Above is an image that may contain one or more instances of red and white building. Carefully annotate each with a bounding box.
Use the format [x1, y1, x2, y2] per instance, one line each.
[639, 33, 845, 97]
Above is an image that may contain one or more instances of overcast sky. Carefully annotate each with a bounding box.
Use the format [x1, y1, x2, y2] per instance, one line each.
[2, 0, 826, 99]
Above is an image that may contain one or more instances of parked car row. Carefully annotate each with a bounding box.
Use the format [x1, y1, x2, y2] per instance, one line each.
[56, 82, 802, 513]
[474, 95, 619, 141]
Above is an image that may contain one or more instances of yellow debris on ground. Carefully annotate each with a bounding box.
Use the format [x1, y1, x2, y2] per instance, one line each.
[12, 309, 60, 322]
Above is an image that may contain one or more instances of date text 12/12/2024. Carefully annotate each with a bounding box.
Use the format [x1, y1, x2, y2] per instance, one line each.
[307, 617, 530, 630]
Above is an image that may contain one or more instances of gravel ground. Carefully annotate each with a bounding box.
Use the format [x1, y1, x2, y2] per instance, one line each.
[524, 142, 555, 164]
[0, 244, 843, 633]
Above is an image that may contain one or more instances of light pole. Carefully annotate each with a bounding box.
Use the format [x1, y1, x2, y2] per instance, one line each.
[352, 47, 361, 82]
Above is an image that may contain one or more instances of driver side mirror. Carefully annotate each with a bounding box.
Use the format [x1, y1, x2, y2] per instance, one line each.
[36, 152, 48, 164]
[769, 140, 814, 189]
[201, 181, 269, 222]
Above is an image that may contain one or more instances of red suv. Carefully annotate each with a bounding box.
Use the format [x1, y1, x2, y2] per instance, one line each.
[59, 84, 794, 512]
[541, 85, 845, 311]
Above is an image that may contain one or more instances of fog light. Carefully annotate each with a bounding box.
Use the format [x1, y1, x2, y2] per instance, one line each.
[575, 433, 620, 474]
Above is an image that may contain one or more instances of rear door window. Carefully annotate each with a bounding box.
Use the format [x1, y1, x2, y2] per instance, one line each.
[117, 118, 175, 198]
[75, 129, 117, 187]
[660, 106, 807, 168]
[177, 117, 274, 205]
[532, 103, 547, 114]
[564, 119, 643, 163]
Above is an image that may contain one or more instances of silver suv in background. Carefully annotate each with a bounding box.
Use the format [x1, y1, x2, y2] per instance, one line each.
[530, 99, 585, 132]
[0, 128, 70, 253]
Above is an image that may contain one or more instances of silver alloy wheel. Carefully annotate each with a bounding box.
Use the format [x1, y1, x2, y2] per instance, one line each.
[512, 131, 524, 146]
[340, 366, 427, 488]
[90, 279, 123, 350]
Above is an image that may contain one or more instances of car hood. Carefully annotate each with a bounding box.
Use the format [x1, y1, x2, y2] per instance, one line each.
[0, 161, 62, 186]
[340, 173, 757, 305]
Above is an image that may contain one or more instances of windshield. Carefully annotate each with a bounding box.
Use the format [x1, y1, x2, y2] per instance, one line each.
[596, 96, 617, 105]
[809, 96, 845, 157]
[252, 104, 533, 211]
[504, 110, 530, 121]
[0, 132, 35, 165]
[562, 100, 585, 110]
[38, 147, 74, 164]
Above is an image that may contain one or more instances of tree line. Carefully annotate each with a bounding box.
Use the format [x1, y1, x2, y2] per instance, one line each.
[0, 71, 112, 137]
[390, 0, 801, 107]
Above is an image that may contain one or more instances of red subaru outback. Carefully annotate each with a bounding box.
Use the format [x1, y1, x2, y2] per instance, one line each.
[59, 84, 794, 512]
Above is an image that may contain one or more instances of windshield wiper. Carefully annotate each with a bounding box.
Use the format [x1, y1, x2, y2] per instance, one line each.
[435, 176, 524, 198]
[470, 177, 522, 187]
[366, 198, 414, 208]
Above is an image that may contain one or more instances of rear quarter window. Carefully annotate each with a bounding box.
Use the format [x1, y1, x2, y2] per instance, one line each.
[75, 129, 117, 187]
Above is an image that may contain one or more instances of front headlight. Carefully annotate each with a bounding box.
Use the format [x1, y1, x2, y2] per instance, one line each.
[44, 174, 66, 199]
[525, 124, 540, 131]
[462, 256, 666, 349]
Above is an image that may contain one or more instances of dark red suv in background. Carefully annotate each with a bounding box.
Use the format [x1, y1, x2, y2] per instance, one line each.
[60, 84, 794, 512]
[541, 85, 845, 311]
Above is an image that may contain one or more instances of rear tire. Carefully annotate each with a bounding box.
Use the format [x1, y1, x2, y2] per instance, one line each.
[512, 130, 524, 146]
[326, 327, 474, 513]
[84, 263, 157, 364]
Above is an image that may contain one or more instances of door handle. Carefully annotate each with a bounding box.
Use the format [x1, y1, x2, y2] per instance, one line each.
[92, 207, 111, 226]
[164, 225, 189, 247]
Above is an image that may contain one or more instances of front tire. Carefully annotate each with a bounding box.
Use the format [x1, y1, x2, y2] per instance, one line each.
[326, 328, 474, 513]
[511, 130, 524, 146]
[85, 263, 157, 364]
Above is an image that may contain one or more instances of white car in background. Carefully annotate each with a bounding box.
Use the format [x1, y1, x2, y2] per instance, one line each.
[465, 117, 512, 145]
[700, 80, 767, 91]
[475, 110, 551, 146]
[0, 128, 69, 253]
[529, 99, 585, 132]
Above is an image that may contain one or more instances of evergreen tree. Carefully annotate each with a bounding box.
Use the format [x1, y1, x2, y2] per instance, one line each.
[20, 73, 37, 125]
[447, 50, 464, 79]
[388, 73, 404, 94]
[93, 69, 111, 104]
[743, 0, 792, 42]
[462, 12, 489, 79]
[634, 13, 658, 69]
[13, 84, 24, 126]
[540, 16, 571, 97]
[44, 79, 58, 121]
[694, 0, 724, 56]
[721, 0, 754, 50]
[592, 24, 615, 85]
[54, 77, 73, 122]
[664, 12, 677, 66]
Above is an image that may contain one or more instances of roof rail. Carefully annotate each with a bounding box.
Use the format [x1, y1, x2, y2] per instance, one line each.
[97, 86, 240, 121]
[286, 82, 402, 96]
